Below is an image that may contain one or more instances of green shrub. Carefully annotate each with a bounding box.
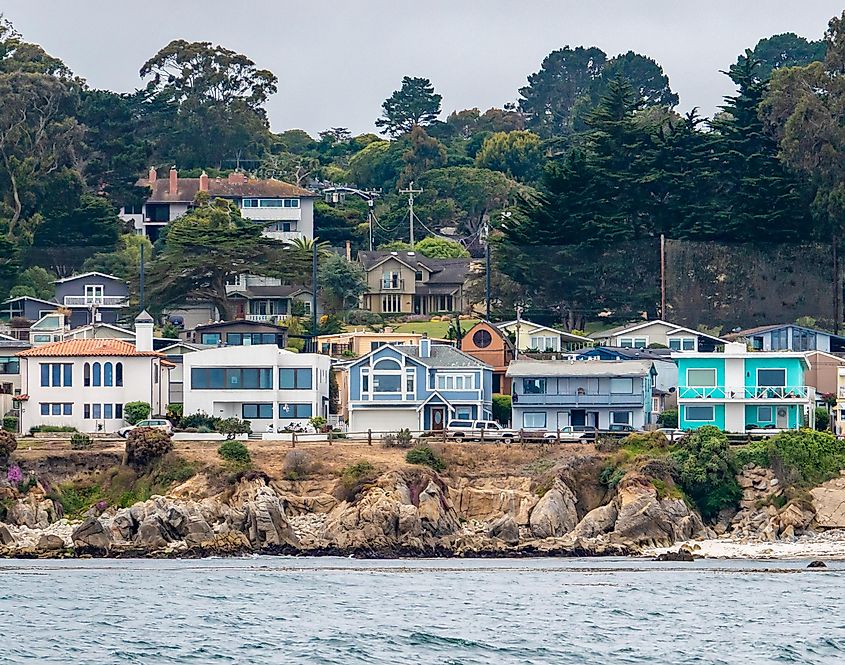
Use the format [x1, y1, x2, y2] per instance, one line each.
[309, 416, 327, 432]
[218, 440, 251, 466]
[180, 412, 220, 430]
[599, 464, 626, 489]
[30, 425, 78, 433]
[657, 409, 678, 427]
[814, 408, 831, 431]
[765, 429, 845, 487]
[381, 428, 413, 448]
[0, 429, 17, 464]
[734, 440, 770, 468]
[282, 450, 311, 480]
[70, 433, 93, 450]
[492, 394, 512, 425]
[124, 401, 151, 425]
[166, 403, 183, 423]
[671, 426, 740, 519]
[125, 427, 173, 468]
[216, 417, 252, 439]
[337, 460, 377, 501]
[2, 415, 18, 433]
[405, 445, 445, 471]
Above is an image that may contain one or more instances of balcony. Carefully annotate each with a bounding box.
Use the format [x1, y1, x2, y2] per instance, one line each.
[245, 313, 289, 322]
[62, 296, 127, 307]
[261, 230, 305, 243]
[678, 385, 811, 400]
[514, 393, 644, 406]
[381, 279, 405, 290]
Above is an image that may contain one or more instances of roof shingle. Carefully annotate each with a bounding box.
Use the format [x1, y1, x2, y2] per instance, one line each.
[17, 339, 163, 358]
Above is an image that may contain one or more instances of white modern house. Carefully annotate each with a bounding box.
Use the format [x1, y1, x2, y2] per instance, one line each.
[182, 345, 331, 432]
[16, 311, 172, 434]
[121, 168, 318, 243]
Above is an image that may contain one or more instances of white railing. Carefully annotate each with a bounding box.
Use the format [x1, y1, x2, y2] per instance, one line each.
[261, 230, 304, 243]
[62, 296, 127, 307]
[679, 385, 810, 400]
[246, 313, 289, 322]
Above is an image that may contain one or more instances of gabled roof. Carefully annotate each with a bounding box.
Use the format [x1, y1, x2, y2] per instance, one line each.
[159, 341, 215, 354]
[227, 285, 310, 299]
[144, 175, 317, 203]
[1, 295, 59, 307]
[53, 272, 124, 284]
[17, 339, 163, 358]
[357, 251, 470, 286]
[496, 319, 591, 343]
[351, 341, 490, 370]
[725, 323, 845, 342]
[590, 319, 727, 343]
[63, 323, 135, 339]
[579, 346, 674, 362]
[507, 358, 654, 378]
[194, 319, 288, 331]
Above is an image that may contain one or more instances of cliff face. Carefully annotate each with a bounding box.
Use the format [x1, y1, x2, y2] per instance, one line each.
[0, 442, 710, 558]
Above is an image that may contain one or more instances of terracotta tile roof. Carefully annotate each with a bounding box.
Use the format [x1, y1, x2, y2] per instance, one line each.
[143, 176, 317, 203]
[17, 339, 163, 358]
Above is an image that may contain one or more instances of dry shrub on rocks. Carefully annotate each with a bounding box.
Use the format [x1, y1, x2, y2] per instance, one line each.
[0, 429, 17, 464]
[125, 427, 173, 468]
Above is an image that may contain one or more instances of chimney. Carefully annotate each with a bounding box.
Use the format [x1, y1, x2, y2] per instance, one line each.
[228, 171, 247, 185]
[134, 310, 154, 352]
[199, 171, 209, 192]
[345, 240, 351, 261]
[169, 166, 178, 195]
[148, 166, 157, 183]
[419, 333, 430, 359]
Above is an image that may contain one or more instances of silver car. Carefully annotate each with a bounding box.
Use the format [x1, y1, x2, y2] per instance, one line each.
[118, 419, 173, 438]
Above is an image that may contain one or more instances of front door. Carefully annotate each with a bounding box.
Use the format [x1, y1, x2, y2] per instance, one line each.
[431, 406, 446, 430]
[776, 407, 789, 429]
[570, 409, 586, 427]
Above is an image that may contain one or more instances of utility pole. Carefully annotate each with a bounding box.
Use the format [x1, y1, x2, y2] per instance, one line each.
[139, 243, 145, 310]
[660, 233, 666, 318]
[367, 198, 375, 252]
[515, 304, 524, 359]
[399, 181, 423, 247]
[311, 241, 318, 352]
[485, 221, 491, 321]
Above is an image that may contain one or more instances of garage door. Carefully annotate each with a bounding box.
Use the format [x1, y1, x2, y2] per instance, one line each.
[350, 408, 418, 434]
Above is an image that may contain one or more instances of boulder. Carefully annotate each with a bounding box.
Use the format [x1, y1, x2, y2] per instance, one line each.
[487, 514, 520, 545]
[655, 548, 695, 562]
[778, 502, 815, 530]
[810, 476, 845, 528]
[231, 479, 300, 549]
[529, 480, 578, 538]
[0, 524, 14, 546]
[72, 517, 111, 552]
[571, 503, 618, 539]
[134, 516, 170, 549]
[37, 534, 65, 551]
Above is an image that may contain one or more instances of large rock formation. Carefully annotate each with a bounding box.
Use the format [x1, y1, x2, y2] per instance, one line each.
[529, 480, 578, 538]
[810, 473, 845, 528]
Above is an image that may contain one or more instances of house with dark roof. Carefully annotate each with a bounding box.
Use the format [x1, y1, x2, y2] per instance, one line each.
[725, 323, 845, 353]
[53, 272, 129, 328]
[189, 320, 289, 349]
[0, 296, 60, 324]
[346, 337, 493, 432]
[357, 250, 471, 315]
[225, 275, 316, 322]
[121, 167, 319, 242]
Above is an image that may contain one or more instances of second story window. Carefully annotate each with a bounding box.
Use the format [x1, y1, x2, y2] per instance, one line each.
[40, 363, 72, 387]
[279, 368, 312, 389]
[610, 378, 634, 394]
[84, 285, 104, 304]
[382, 272, 401, 289]
[522, 378, 546, 394]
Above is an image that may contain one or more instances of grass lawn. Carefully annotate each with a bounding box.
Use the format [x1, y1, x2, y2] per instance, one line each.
[392, 319, 480, 338]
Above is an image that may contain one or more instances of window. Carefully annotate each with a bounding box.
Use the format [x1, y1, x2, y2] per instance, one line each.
[523, 412, 546, 429]
[279, 403, 312, 419]
[683, 338, 695, 351]
[685, 405, 715, 422]
[104, 404, 113, 419]
[472, 329, 492, 349]
[283, 198, 299, 208]
[794, 329, 816, 352]
[191, 367, 272, 389]
[610, 378, 634, 394]
[436, 374, 475, 391]
[279, 368, 312, 389]
[757, 368, 786, 387]
[242, 198, 259, 208]
[116, 363, 123, 387]
[40, 403, 72, 416]
[456, 407, 472, 420]
[92, 362, 102, 387]
[435, 295, 453, 312]
[40, 403, 49, 416]
[84, 362, 90, 387]
[619, 338, 633, 348]
[382, 272, 401, 290]
[757, 406, 774, 422]
[362, 373, 369, 392]
[84, 404, 90, 419]
[40, 363, 72, 387]
[373, 374, 401, 392]
[243, 403, 273, 419]
[381, 294, 402, 313]
[687, 368, 717, 387]
[228, 332, 279, 346]
[115, 404, 123, 419]
[522, 378, 546, 394]
[530, 335, 559, 352]
[619, 337, 647, 348]
[104, 362, 113, 387]
[415, 270, 423, 282]
[93, 403, 101, 419]
[84, 285, 104, 304]
[611, 411, 631, 425]
[669, 337, 696, 351]
[406, 370, 415, 393]
[200, 333, 222, 345]
[770, 328, 789, 351]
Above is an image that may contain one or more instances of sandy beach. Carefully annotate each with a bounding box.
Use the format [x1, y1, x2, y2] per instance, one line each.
[648, 529, 845, 560]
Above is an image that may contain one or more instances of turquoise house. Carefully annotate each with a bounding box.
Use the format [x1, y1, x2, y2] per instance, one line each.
[675, 342, 814, 433]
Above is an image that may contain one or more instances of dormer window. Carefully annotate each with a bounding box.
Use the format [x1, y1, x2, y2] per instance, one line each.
[415, 271, 423, 282]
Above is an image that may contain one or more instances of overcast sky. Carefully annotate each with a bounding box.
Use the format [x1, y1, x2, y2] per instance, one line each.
[4, 1, 841, 137]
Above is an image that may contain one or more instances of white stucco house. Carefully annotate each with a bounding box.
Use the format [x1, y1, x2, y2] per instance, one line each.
[16, 311, 172, 434]
[181, 345, 331, 432]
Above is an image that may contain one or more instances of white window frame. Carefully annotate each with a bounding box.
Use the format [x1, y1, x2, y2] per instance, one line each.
[436, 373, 475, 391]
[371, 358, 403, 394]
[84, 284, 104, 304]
[523, 412, 546, 429]
[610, 411, 631, 425]
[757, 406, 774, 422]
[456, 407, 472, 420]
[668, 336, 696, 352]
[686, 367, 717, 387]
[685, 405, 715, 422]
[610, 378, 634, 394]
[530, 335, 559, 351]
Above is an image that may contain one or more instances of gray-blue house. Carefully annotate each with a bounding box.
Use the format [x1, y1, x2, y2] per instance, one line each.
[53, 272, 129, 328]
[0, 296, 60, 322]
[507, 359, 656, 431]
[347, 337, 493, 432]
[727, 324, 845, 353]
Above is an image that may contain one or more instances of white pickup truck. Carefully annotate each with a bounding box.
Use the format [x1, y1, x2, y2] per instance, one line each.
[445, 420, 517, 441]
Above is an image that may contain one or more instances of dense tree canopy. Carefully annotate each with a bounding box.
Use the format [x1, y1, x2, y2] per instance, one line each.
[376, 76, 442, 137]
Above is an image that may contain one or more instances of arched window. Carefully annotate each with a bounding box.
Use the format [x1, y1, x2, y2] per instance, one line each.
[104, 362, 113, 387]
[84, 363, 91, 387]
[372, 358, 403, 393]
[373, 359, 401, 370]
[92, 362, 101, 387]
[115, 362, 123, 387]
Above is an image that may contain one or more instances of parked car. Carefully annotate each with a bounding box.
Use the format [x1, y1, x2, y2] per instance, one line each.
[605, 424, 638, 434]
[541, 426, 589, 442]
[657, 427, 685, 442]
[445, 420, 516, 441]
[118, 419, 173, 438]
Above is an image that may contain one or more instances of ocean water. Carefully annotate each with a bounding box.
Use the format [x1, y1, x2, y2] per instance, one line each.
[0, 557, 843, 664]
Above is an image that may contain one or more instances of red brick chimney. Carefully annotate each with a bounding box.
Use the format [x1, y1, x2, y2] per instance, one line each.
[227, 171, 247, 185]
[148, 166, 157, 183]
[169, 166, 178, 195]
[199, 171, 209, 192]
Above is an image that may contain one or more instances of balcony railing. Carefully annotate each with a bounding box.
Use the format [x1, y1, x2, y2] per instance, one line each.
[381, 279, 405, 290]
[514, 393, 644, 406]
[678, 385, 811, 400]
[62, 296, 127, 307]
[245, 313, 289, 322]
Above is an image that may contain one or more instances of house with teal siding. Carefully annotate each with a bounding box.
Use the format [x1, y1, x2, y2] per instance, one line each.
[675, 342, 815, 433]
[347, 336, 492, 432]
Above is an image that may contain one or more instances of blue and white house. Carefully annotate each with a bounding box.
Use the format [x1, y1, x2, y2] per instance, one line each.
[676, 342, 815, 433]
[507, 359, 657, 430]
[347, 337, 493, 432]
